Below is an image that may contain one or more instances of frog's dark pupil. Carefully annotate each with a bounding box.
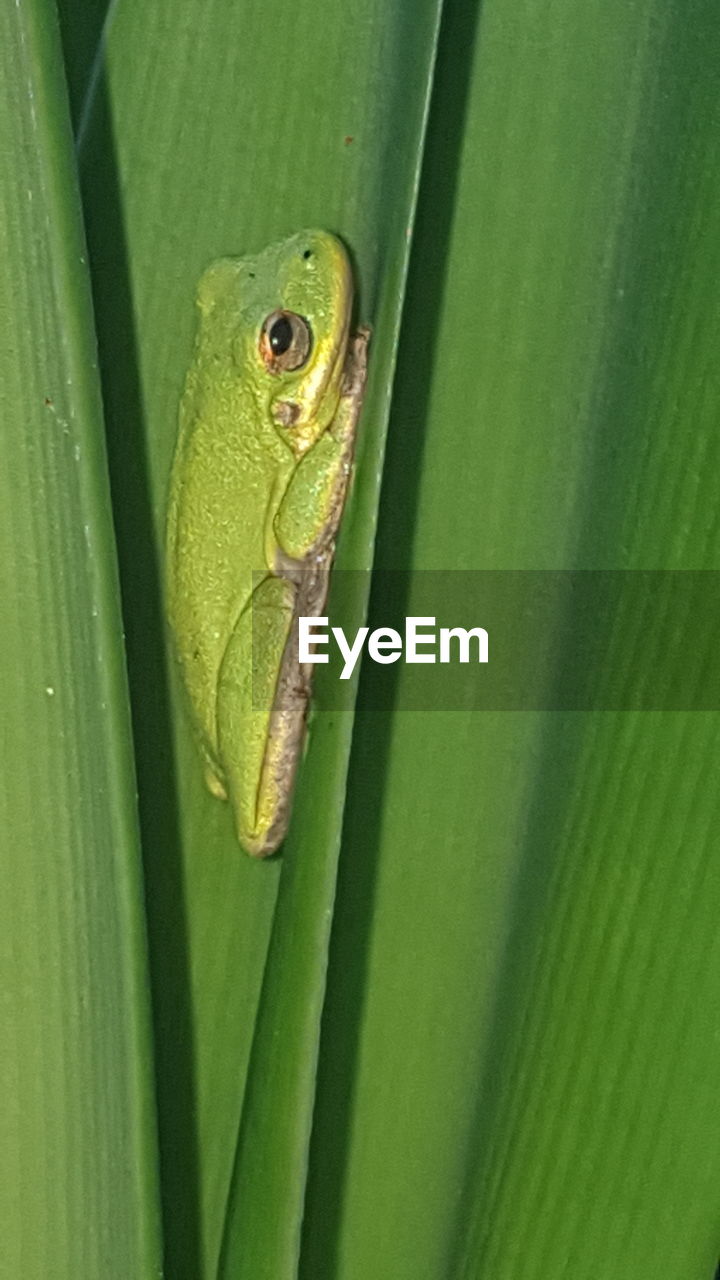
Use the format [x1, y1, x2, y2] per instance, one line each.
[269, 315, 293, 355]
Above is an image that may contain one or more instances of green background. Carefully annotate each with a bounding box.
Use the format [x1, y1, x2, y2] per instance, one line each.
[1, 0, 720, 1275]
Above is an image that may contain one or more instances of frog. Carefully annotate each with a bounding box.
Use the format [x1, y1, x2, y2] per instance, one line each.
[165, 229, 369, 856]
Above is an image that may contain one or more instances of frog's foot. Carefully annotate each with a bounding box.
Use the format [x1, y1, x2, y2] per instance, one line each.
[204, 766, 227, 801]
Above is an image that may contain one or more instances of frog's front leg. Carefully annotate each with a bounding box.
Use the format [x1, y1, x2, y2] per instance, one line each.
[275, 328, 369, 561]
[217, 574, 307, 856]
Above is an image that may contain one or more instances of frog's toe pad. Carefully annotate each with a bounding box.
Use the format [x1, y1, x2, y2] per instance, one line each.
[204, 768, 228, 801]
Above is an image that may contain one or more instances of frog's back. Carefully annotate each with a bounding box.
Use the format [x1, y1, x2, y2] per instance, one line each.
[166, 285, 291, 758]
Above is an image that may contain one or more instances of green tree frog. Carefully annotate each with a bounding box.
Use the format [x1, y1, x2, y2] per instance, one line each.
[166, 230, 369, 856]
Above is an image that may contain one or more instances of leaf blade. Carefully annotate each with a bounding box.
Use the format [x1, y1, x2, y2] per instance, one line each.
[0, 1, 161, 1275]
[76, 1, 445, 1274]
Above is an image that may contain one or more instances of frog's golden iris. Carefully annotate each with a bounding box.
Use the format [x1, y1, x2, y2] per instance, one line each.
[259, 309, 312, 374]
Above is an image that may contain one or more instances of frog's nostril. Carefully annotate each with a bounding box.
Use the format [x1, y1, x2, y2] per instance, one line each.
[303, 249, 312, 260]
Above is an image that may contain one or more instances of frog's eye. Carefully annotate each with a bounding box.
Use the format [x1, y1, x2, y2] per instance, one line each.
[260, 310, 312, 373]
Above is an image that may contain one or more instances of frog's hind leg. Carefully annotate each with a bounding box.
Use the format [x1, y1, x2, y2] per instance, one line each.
[217, 574, 309, 857]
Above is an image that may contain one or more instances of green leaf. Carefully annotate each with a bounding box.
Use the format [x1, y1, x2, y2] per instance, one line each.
[304, 2, 720, 1279]
[0, 1, 161, 1276]
[49, 0, 720, 1275]
[74, 1, 444, 1275]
